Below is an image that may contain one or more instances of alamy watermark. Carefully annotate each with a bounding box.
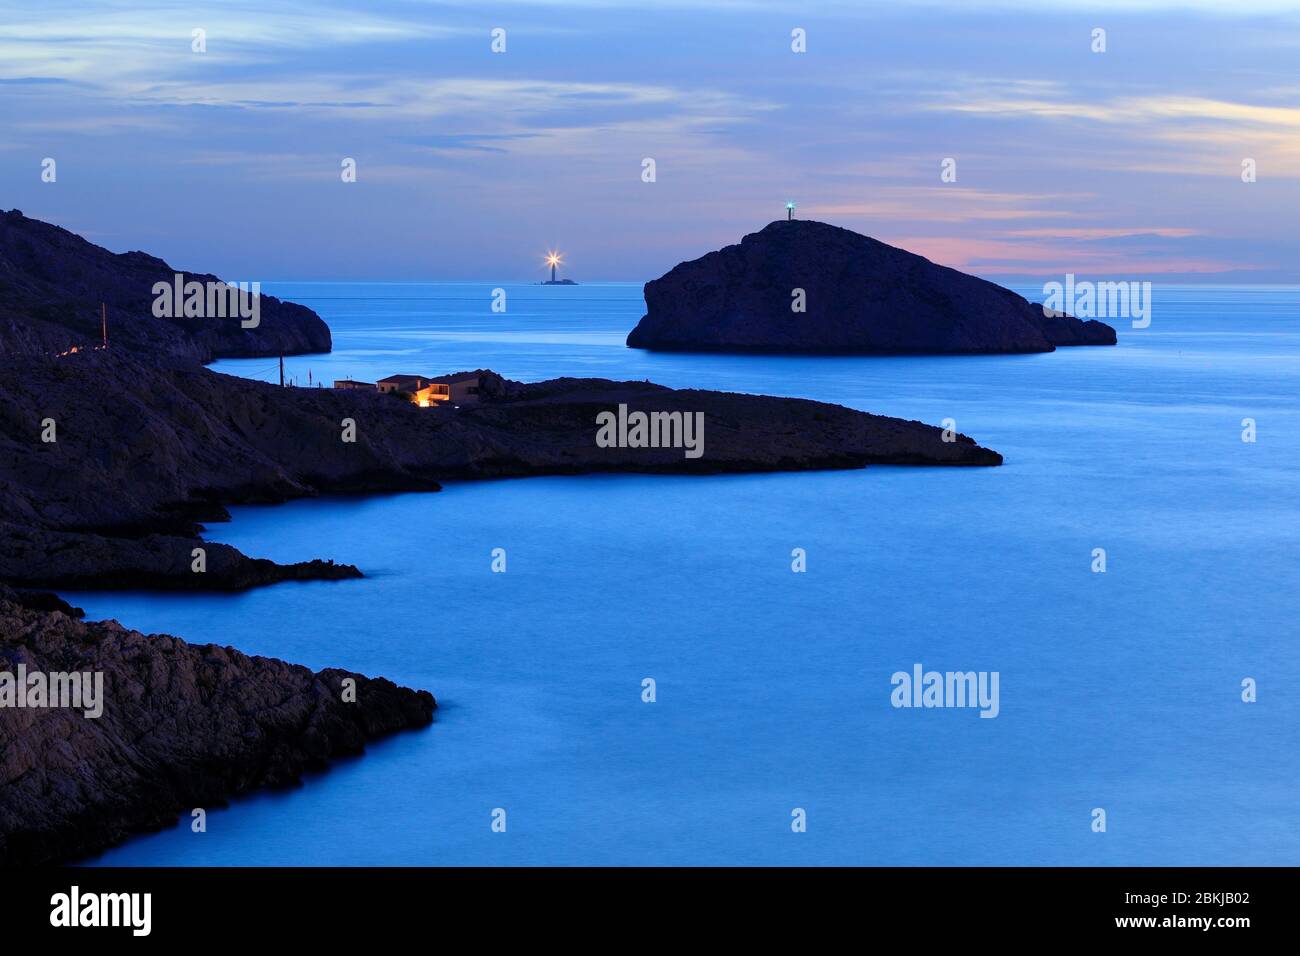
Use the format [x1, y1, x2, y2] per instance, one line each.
[1, 663, 104, 718]
[595, 404, 704, 459]
[50, 886, 150, 936]
[152, 273, 261, 328]
[890, 663, 999, 718]
[1042, 273, 1151, 329]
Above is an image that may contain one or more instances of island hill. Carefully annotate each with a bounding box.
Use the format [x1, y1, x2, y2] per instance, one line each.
[627, 219, 1117, 354]
[0, 208, 330, 362]
[1, 210, 1004, 865]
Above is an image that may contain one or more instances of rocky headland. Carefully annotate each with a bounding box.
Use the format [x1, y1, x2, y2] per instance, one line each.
[0, 584, 434, 865]
[627, 219, 1117, 354]
[0, 350, 1000, 590]
[1, 209, 330, 362]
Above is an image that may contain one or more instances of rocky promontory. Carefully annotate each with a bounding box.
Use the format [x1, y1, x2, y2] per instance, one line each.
[0, 209, 330, 362]
[627, 219, 1117, 354]
[0, 586, 434, 865]
[0, 351, 1000, 590]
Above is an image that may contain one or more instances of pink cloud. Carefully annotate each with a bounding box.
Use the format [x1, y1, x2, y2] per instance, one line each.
[886, 235, 1253, 275]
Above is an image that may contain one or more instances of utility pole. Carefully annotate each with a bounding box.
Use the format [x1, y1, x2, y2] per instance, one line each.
[100, 303, 108, 348]
[279, 352, 285, 387]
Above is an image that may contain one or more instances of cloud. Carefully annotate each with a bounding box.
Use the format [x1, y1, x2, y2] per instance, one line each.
[406, 133, 541, 154]
[940, 93, 1300, 129]
[1004, 227, 1201, 239]
[0, 1, 459, 85]
[891, 235, 1249, 276]
[812, 187, 1092, 225]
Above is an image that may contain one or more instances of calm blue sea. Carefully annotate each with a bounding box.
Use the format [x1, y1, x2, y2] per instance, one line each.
[71, 282, 1300, 865]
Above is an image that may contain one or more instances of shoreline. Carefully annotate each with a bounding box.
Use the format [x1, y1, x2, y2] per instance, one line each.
[0, 355, 1003, 595]
[0, 585, 435, 866]
[2, 212, 1003, 866]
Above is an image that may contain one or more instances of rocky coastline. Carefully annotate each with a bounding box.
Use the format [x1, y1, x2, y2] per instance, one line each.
[0, 584, 434, 866]
[0, 351, 1001, 592]
[1, 211, 1005, 865]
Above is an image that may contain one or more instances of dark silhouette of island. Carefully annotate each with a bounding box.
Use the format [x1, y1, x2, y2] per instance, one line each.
[627, 219, 1117, 354]
[541, 278, 577, 285]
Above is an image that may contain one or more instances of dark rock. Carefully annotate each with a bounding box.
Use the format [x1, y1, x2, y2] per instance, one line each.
[0, 209, 331, 362]
[448, 375, 1003, 474]
[6, 588, 83, 618]
[0, 591, 434, 865]
[627, 219, 1116, 354]
[0, 523, 361, 591]
[0, 352, 999, 590]
[1028, 300, 1118, 346]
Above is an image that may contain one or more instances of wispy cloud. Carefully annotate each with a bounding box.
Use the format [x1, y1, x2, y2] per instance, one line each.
[892, 235, 1247, 276]
[813, 187, 1092, 225]
[939, 92, 1300, 128]
[3, 0, 1299, 279]
[1004, 227, 1201, 239]
[0, 1, 458, 84]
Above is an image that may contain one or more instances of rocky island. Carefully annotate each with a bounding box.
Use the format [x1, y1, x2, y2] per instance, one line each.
[627, 219, 1117, 354]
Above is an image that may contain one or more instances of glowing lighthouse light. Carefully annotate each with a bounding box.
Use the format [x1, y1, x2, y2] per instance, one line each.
[785, 201, 796, 221]
[544, 250, 564, 282]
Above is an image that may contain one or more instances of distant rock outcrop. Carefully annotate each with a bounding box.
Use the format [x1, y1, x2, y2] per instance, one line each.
[0, 586, 435, 865]
[0, 209, 331, 361]
[627, 219, 1116, 354]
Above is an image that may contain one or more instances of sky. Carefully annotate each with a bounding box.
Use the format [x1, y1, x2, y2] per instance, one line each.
[2, 0, 1299, 282]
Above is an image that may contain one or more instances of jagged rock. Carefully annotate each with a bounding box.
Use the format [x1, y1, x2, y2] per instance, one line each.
[0, 523, 360, 590]
[5, 589, 83, 618]
[627, 219, 1116, 354]
[0, 590, 435, 865]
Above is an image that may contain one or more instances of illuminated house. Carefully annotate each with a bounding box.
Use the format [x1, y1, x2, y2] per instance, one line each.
[412, 372, 484, 407]
[411, 381, 449, 407]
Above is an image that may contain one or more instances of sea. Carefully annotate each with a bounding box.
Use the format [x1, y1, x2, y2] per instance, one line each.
[70, 282, 1300, 865]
